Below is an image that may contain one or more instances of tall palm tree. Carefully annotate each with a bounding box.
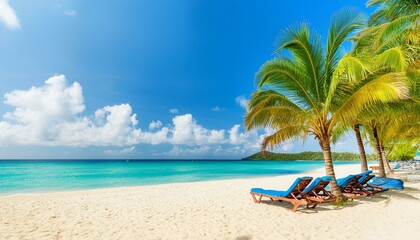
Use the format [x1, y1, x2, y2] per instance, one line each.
[348, 0, 419, 174]
[361, 99, 419, 176]
[334, 120, 370, 173]
[367, 120, 387, 177]
[353, 124, 368, 172]
[381, 144, 392, 172]
[245, 9, 410, 200]
[363, 0, 420, 166]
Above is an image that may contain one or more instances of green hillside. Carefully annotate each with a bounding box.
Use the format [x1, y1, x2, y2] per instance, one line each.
[243, 151, 376, 161]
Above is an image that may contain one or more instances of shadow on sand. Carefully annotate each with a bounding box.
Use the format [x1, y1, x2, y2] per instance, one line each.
[235, 235, 253, 240]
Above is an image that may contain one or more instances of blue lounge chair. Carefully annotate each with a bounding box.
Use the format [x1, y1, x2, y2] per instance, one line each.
[335, 174, 368, 199]
[336, 174, 357, 190]
[302, 176, 336, 206]
[250, 177, 313, 212]
[356, 170, 373, 184]
[353, 170, 388, 194]
[392, 163, 401, 170]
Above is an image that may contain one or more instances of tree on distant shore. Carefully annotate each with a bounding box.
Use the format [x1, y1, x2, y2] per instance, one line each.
[245, 9, 410, 201]
[243, 151, 376, 161]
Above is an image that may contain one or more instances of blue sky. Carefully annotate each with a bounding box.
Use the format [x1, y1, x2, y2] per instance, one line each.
[0, 0, 375, 159]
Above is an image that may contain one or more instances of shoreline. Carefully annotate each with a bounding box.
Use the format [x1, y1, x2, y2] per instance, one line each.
[2, 164, 420, 239]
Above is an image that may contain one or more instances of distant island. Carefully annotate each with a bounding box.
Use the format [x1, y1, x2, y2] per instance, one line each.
[243, 151, 376, 161]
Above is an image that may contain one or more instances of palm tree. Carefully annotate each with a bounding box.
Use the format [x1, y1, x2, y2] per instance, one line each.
[347, 0, 419, 174]
[367, 120, 388, 177]
[362, 0, 420, 56]
[353, 124, 368, 172]
[381, 144, 393, 172]
[360, 99, 420, 176]
[245, 9, 410, 200]
[334, 120, 370, 173]
[363, 0, 420, 168]
[379, 103, 420, 162]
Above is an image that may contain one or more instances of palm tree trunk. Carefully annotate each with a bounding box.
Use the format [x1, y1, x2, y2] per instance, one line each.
[381, 144, 392, 173]
[371, 126, 386, 178]
[319, 137, 344, 200]
[353, 124, 368, 172]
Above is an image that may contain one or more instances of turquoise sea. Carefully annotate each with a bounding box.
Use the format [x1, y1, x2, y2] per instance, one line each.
[0, 160, 357, 195]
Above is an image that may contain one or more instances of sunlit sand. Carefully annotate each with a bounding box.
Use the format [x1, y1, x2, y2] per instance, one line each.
[1, 164, 419, 240]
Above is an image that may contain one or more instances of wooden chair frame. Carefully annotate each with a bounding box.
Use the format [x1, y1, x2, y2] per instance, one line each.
[250, 178, 314, 212]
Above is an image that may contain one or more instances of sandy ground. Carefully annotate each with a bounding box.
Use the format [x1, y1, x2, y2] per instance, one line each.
[1, 164, 420, 240]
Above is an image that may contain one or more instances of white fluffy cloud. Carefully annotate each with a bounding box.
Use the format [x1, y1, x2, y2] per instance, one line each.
[0, 75, 140, 146]
[170, 114, 225, 145]
[0, 75, 275, 157]
[148, 120, 162, 130]
[235, 95, 248, 109]
[229, 124, 261, 149]
[136, 114, 231, 146]
[4, 75, 85, 123]
[0, 0, 20, 30]
[137, 127, 170, 145]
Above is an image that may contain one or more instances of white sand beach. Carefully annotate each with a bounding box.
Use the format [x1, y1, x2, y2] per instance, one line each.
[1, 164, 420, 240]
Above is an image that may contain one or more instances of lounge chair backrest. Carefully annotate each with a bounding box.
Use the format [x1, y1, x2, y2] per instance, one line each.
[337, 175, 357, 189]
[347, 175, 362, 188]
[302, 177, 321, 194]
[287, 177, 313, 197]
[357, 170, 373, 183]
[359, 174, 374, 185]
[302, 176, 332, 194]
[314, 176, 333, 193]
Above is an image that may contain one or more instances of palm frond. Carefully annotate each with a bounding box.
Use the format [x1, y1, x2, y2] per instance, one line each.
[275, 23, 325, 102]
[377, 46, 408, 71]
[331, 121, 352, 144]
[325, 8, 367, 94]
[332, 71, 410, 127]
[261, 125, 306, 151]
[255, 58, 320, 112]
[407, 60, 420, 99]
[372, 14, 419, 51]
[405, 27, 420, 45]
[245, 91, 308, 131]
[367, 0, 420, 24]
[325, 53, 373, 111]
[334, 54, 373, 82]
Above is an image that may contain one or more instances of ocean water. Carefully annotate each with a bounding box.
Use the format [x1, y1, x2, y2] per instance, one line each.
[0, 160, 356, 195]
